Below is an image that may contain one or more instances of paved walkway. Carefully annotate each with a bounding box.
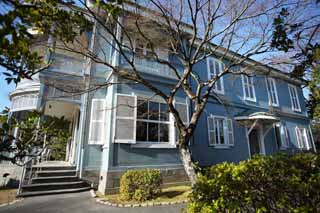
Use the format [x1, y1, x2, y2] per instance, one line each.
[0, 191, 185, 213]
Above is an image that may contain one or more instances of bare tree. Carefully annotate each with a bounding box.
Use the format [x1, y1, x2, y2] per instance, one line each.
[45, 0, 309, 185]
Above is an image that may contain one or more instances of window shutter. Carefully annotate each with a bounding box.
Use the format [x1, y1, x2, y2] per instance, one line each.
[303, 128, 311, 150]
[207, 116, 216, 145]
[88, 99, 106, 145]
[114, 94, 137, 144]
[227, 119, 234, 145]
[295, 127, 303, 149]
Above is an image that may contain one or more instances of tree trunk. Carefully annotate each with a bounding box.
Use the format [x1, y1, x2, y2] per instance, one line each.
[179, 143, 197, 186]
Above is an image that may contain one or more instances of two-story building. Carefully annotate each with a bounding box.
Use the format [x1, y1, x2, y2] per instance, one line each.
[9, 3, 316, 195]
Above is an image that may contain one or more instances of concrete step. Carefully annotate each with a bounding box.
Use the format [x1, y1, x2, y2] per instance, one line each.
[18, 187, 91, 197]
[31, 176, 79, 184]
[36, 170, 77, 177]
[22, 181, 88, 192]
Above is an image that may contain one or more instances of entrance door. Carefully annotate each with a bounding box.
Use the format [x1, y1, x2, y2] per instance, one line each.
[249, 129, 261, 156]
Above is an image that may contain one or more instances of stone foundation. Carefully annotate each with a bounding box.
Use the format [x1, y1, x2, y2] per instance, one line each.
[82, 170, 100, 188]
[98, 167, 189, 195]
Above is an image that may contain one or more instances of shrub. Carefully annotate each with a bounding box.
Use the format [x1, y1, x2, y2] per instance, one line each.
[187, 153, 320, 213]
[119, 169, 162, 202]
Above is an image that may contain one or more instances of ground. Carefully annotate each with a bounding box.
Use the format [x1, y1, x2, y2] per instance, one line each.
[0, 189, 18, 205]
[0, 191, 186, 213]
[100, 185, 191, 204]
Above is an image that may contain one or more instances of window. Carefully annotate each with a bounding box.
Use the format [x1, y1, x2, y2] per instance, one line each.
[11, 94, 38, 112]
[207, 116, 234, 147]
[295, 127, 311, 150]
[136, 98, 170, 143]
[266, 78, 279, 106]
[288, 85, 301, 112]
[242, 75, 256, 101]
[207, 58, 224, 94]
[274, 123, 290, 149]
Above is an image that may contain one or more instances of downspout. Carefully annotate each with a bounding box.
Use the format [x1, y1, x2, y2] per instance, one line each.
[78, 21, 97, 178]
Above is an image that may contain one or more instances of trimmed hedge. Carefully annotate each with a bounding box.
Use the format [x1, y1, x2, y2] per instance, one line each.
[119, 169, 162, 202]
[187, 153, 320, 212]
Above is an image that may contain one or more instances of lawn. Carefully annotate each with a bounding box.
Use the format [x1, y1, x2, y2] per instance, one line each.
[98, 185, 191, 205]
[0, 188, 18, 205]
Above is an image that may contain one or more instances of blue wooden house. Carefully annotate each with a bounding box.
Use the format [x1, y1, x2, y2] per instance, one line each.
[9, 3, 316, 195]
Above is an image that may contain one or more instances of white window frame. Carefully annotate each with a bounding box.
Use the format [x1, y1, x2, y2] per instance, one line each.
[135, 98, 171, 144]
[88, 99, 106, 145]
[207, 115, 234, 148]
[241, 75, 256, 102]
[207, 57, 225, 94]
[266, 77, 279, 107]
[295, 127, 311, 150]
[288, 85, 301, 112]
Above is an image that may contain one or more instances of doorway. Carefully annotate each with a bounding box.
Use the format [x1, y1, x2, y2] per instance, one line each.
[249, 129, 261, 156]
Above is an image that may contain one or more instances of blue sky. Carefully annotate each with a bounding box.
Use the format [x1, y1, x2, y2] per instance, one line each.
[0, 66, 15, 111]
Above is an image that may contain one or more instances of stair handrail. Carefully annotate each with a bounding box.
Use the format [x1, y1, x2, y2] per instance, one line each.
[17, 157, 35, 196]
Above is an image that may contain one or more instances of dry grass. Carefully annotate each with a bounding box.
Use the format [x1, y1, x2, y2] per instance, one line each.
[0, 188, 18, 205]
[98, 185, 191, 205]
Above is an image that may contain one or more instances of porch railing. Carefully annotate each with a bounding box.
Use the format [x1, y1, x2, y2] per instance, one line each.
[17, 148, 51, 196]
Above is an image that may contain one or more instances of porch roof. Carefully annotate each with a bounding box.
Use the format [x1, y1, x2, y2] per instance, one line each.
[234, 112, 280, 126]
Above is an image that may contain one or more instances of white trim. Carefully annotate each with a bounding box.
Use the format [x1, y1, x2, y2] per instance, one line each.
[288, 84, 301, 112]
[207, 115, 234, 148]
[295, 126, 311, 150]
[114, 93, 137, 144]
[131, 143, 176, 149]
[308, 125, 317, 152]
[241, 75, 256, 102]
[266, 77, 279, 107]
[206, 57, 225, 94]
[88, 99, 106, 145]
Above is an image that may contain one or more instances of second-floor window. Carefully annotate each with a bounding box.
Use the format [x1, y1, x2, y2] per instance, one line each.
[242, 75, 256, 102]
[207, 58, 224, 94]
[266, 78, 279, 106]
[288, 85, 301, 112]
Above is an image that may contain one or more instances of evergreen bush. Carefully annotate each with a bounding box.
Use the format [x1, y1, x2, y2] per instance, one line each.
[119, 169, 162, 202]
[187, 153, 320, 212]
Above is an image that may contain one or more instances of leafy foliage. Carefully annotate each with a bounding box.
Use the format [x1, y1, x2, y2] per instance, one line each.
[0, 111, 70, 164]
[187, 153, 320, 213]
[119, 169, 162, 202]
[271, 4, 320, 120]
